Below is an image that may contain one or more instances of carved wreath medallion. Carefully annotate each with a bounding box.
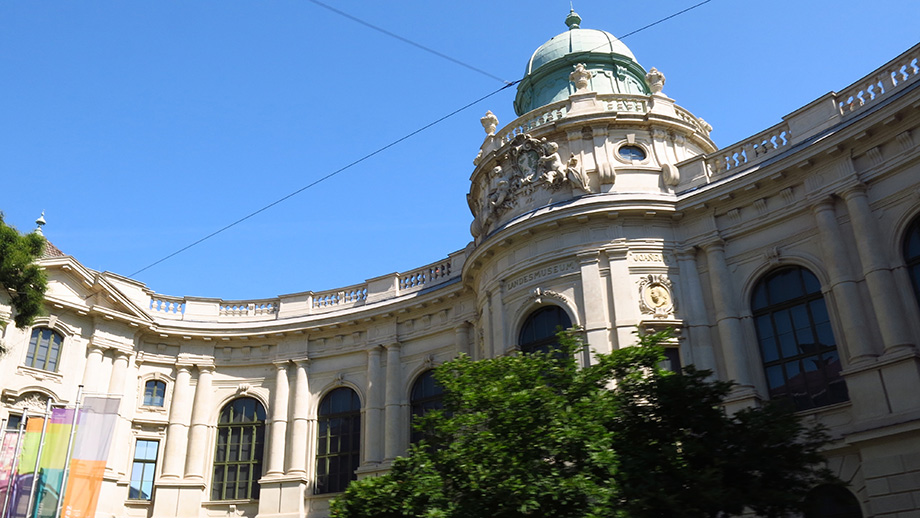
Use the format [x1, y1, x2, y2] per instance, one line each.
[638, 274, 674, 319]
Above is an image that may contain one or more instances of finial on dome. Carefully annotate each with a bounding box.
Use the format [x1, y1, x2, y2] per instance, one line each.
[565, 8, 581, 30]
[34, 211, 46, 236]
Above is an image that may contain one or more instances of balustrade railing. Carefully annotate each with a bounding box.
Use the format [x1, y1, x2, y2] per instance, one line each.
[311, 284, 368, 312]
[150, 295, 185, 316]
[497, 100, 568, 143]
[706, 121, 791, 177]
[399, 258, 452, 292]
[219, 300, 278, 317]
[838, 45, 920, 116]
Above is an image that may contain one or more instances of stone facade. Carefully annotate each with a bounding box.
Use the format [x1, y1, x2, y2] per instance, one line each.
[2, 19, 920, 518]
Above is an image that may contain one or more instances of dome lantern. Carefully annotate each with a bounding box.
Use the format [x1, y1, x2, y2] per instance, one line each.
[513, 12, 650, 116]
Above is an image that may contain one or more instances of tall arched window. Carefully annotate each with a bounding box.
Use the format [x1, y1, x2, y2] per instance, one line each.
[804, 484, 863, 518]
[24, 327, 63, 371]
[211, 397, 266, 501]
[518, 305, 572, 354]
[903, 216, 920, 306]
[315, 387, 361, 494]
[752, 267, 848, 410]
[410, 370, 444, 444]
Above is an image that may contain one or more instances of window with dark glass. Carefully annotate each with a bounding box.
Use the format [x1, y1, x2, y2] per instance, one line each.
[518, 306, 572, 354]
[143, 380, 166, 407]
[410, 370, 445, 444]
[618, 145, 646, 161]
[5, 414, 22, 430]
[752, 267, 848, 410]
[211, 398, 265, 501]
[129, 439, 159, 500]
[903, 216, 920, 306]
[315, 388, 361, 495]
[804, 484, 863, 518]
[24, 328, 63, 371]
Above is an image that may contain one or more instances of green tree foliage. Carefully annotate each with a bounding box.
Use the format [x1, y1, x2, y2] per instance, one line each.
[331, 330, 834, 518]
[0, 213, 47, 334]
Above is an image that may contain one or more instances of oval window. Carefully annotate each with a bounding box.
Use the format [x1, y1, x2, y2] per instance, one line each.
[619, 145, 646, 161]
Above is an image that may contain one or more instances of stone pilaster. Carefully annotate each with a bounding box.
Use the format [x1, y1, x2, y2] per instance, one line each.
[454, 323, 471, 357]
[841, 184, 914, 353]
[266, 361, 290, 476]
[384, 342, 402, 461]
[578, 251, 610, 358]
[287, 359, 309, 476]
[106, 350, 131, 476]
[81, 344, 105, 393]
[184, 364, 214, 480]
[702, 240, 754, 393]
[813, 198, 878, 362]
[160, 364, 193, 479]
[675, 248, 718, 374]
[363, 347, 384, 466]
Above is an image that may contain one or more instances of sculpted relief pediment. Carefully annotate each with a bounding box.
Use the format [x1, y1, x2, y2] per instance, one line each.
[470, 134, 588, 240]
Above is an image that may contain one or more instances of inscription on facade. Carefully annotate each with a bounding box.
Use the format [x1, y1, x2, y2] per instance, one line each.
[628, 252, 670, 265]
[505, 261, 577, 291]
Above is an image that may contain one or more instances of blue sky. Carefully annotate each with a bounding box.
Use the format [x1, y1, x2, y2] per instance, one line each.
[2, 1, 918, 300]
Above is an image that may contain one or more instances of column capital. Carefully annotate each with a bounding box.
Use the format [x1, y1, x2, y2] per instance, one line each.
[196, 363, 216, 374]
[272, 359, 291, 370]
[701, 238, 726, 253]
[384, 341, 401, 351]
[576, 250, 601, 265]
[811, 194, 837, 213]
[675, 247, 699, 261]
[838, 181, 868, 201]
[175, 363, 193, 374]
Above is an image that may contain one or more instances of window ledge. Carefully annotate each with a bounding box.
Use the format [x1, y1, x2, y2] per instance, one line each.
[16, 365, 64, 384]
[202, 500, 258, 507]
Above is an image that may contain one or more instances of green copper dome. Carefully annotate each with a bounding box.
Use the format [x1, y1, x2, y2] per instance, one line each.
[514, 11, 650, 116]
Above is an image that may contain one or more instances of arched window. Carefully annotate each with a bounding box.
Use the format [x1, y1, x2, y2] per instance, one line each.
[211, 397, 265, 501]
[410, 370, 444, 444]
[24, 327, 63, 371]
[518, 305, 572, 354]
[315, 387, 361, 494]
[804, 484, 863, 518]
[752, 267, 848, 410]
[143, 380, 166, 407]
[903, 216, 920, 306]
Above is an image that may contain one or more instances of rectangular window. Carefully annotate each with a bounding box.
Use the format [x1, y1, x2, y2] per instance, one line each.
[5, 415, 22, 430]
[129, 440, 159, 500]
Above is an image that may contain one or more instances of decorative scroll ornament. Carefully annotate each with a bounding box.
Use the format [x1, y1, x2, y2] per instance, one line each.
[237, 383, 252, 394]
[764, 246, 781, 265]
[14, 391, 51, 412]
[638, 274, 674, 319]
[528, 287, 569, 306]
[645, 67, 666, 94]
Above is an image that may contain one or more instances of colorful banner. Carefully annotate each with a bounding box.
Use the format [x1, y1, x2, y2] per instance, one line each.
[6, 417, 45, 518]
[60, 398, 118, 518]
[32, 409, 74, 518]
[0, 430, 22, 516]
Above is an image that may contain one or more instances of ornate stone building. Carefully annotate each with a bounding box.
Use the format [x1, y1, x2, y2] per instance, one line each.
[2, 12, 920, 518]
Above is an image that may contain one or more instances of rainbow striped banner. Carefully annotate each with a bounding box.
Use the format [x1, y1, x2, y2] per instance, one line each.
[32, 409, 74, 518]
[6, 417, 44, 518]
[0, 430, 22, 514]
[60, 397, 118, 518]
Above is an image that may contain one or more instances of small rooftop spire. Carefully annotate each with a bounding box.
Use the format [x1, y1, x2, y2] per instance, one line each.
[565, 8, 581, 30]
[34, 211, 46, 236]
